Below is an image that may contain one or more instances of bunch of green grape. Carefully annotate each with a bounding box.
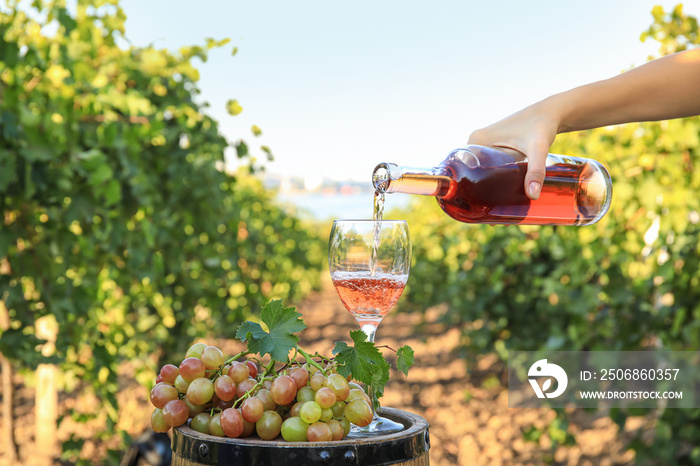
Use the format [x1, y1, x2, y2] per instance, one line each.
[149, 343, 374, 441]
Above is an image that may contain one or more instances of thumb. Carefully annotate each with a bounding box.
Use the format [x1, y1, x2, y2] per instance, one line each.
[524, 144, 548, 200]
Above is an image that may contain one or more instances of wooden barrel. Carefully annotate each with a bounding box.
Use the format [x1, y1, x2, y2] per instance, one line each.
[171, 407, 430, 466]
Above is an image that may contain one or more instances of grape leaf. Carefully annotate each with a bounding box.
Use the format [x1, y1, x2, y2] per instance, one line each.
[235, 300, 306, 362]
[332, 330, 390, 398]
[396, 345, 414, 376]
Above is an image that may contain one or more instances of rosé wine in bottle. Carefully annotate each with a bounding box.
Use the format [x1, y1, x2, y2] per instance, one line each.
[372, 145, 612, 226]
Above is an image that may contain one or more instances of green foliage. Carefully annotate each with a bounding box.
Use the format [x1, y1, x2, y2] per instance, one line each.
[395, 345, 414, 376]
[398, 4, 699, 463]
[236, 299, 307, 362]
[0, 0, 323, 460]
[226, 99, 244, 116]
[641, 3, 698, 54]
[333, 329, 391, 406]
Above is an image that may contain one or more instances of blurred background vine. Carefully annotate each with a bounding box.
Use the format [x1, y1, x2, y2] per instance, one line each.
[0, 0, 323, 462]
[398, 4, 700, 463]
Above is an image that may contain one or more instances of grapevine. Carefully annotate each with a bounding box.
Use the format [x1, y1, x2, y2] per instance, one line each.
[149, 300, 414, 441]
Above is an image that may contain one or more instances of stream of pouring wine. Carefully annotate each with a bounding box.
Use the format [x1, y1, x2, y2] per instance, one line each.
[370, 191, 385, 277]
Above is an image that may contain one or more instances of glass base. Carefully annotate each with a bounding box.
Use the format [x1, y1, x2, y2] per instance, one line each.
[347, 414, 405, 437]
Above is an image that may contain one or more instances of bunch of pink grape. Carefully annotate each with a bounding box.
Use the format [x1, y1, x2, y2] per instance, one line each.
[149, 343, 374, 442]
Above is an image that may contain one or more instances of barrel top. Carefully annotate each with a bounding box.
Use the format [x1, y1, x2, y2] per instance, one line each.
[172, 407, 430, 466]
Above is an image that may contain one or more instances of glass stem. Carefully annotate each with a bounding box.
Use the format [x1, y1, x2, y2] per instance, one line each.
[361, 323, 379, 417]
[361, 324, 377, 344]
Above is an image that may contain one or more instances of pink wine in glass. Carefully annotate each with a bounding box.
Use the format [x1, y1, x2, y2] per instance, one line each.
[372, 145, 612, 226]
[328, 220, 410, 437]
[331, 272, 407, 327]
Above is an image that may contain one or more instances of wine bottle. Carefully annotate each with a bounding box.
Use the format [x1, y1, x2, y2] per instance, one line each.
[372, 145, 612, 226]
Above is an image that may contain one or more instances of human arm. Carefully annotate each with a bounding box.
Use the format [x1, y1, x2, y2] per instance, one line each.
[468, 48, 700, 199]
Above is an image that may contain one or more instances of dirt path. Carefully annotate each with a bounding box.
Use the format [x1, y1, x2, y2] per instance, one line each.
[1, 275, 646, 465]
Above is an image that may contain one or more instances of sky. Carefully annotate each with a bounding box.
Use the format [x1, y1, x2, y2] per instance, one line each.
[120, 0, 694, 184]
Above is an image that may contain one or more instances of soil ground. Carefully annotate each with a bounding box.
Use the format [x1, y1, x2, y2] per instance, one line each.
[1, 275, 652, 465]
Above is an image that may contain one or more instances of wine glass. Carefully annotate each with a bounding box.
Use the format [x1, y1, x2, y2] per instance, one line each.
[328, 219, 411, 436]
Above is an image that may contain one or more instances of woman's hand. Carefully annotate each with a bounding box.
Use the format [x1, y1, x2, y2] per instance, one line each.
[467, 49, 700, 200]
[468, 100, 560, 200]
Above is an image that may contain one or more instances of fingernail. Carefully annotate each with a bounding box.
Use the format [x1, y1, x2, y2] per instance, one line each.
[529, 181, 541, 199]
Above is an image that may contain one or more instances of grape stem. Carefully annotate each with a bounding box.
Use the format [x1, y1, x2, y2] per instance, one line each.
[275, 348, 299, 374]
[261, 360, 277, 377]
[375, 344, 397, 353]
[223, 350, 250, 367]
[232, 373, 276, 409]
[297, 347, 326, 375]
[276, 348, 333, 374]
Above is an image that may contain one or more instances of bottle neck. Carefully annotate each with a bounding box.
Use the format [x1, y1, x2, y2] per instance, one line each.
[372, 163, 451, 197]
